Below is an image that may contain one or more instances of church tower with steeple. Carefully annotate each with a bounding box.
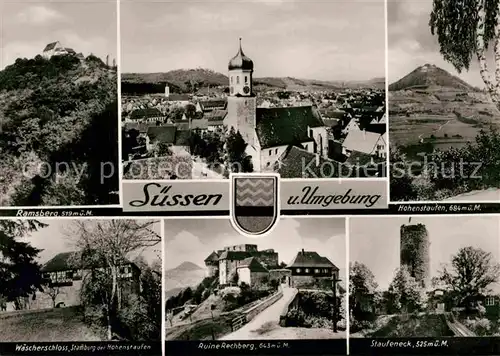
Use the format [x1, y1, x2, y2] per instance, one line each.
[225, 38, 258, 153]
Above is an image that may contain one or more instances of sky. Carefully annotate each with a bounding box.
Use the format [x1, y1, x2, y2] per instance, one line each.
[1, 0, 117, 69]
[350, 216, 500, 291]
[121, 0, 385, 81]
[388, 0, 488, 87]
[164, 217, 346, 279]
[16, 219, 161, 266]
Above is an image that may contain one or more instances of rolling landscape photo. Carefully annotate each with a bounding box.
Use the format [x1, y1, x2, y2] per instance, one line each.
[164, 218, 347, 341]
[0, 219, 162, 342]
[121, 0, 386, 180]
[0, 1, 119, 206]
[389, 0, 500, 202]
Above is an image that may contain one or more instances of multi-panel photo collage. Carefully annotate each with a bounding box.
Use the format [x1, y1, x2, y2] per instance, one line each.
[0, 0, 499, 355]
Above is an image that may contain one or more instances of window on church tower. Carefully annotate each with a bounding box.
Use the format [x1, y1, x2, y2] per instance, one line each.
[236, 76, 240, 84]
[231, 76, 233, 84]
[245, 76, 248, 83]
[230, 87, 234, 94]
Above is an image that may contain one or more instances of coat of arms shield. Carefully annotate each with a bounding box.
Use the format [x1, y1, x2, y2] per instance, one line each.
[230, 173, 280, 236]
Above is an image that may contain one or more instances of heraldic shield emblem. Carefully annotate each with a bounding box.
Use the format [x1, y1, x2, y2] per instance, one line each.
[230, 173, 280, 236]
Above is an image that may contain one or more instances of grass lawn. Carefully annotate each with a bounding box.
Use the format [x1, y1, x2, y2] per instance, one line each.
[0, 307, 102, 341]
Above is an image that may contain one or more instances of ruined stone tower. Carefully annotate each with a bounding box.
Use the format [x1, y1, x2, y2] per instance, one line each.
[400, 221, 431, 289]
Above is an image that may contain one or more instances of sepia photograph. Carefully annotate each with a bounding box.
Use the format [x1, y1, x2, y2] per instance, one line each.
[164, 217, 347, 342]
[0, 218, 161, 343]
[349, 215, 500, 338]
[389, 0, 500, 202]
[121, 0, 386, 181]
[0, 0, 119, 207]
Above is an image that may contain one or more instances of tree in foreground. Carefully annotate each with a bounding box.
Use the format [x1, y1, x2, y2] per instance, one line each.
[386, 266, 426, 314]
[0, 220, 46, 310]
[224, 127, 253, 173]
[69, 219, 161, 340]
[435, 246, 500, 310]
[430, 0, 500, 107]
[349, 261, 379, 322]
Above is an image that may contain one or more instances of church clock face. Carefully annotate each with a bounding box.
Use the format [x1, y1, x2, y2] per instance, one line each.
[243, 86, 250, 94]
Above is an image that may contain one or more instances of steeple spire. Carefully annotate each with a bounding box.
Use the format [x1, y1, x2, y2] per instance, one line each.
[228, 37, 253, 71]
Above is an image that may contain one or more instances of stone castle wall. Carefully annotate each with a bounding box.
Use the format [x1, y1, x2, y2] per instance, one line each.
[400, 223, 431, 289]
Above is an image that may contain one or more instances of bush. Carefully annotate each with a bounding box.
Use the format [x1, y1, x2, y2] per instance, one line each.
[0, 53, 118, 206]
[463, 317, 492, 336]
[284, 309, 307, 327]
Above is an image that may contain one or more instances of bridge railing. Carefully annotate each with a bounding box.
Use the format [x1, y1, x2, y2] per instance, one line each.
[227, 290, 284, 333]
[230, 314, 246, 332]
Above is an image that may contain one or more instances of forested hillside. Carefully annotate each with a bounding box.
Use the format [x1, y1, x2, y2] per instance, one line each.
[0, 54, 118, 206]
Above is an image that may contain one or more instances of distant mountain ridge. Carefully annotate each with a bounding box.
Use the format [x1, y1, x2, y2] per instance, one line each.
[170, 261, 203, 272]
[389, 64, 476, 92]
[121, 68, 384, 92]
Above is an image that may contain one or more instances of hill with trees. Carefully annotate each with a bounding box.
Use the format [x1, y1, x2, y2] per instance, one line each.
[0, 53, 118, 206]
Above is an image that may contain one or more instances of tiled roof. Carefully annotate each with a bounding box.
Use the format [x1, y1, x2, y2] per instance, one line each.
[276, 145, 351, 178]
[42, 251, 135, 273]
[256, 106, 324, 149]
[237, 257, 268, 273]
[146, 125, 176, 144]
[42, 252, 77, 272]
[287, 250, 338, 269]
[191, 119, 209, 130]
[342, 130, 383, 155]
[65, 48, 76, 54]
[208, 118, 224, 126]
[176, 122, 190, 131]
[130, 108, 163, 120]
[204, 251, 220, 263]
[322, 118, 340, 128]
[206, 109, 227, 120]
[168, 94, 190, 102]
[124, 122, 153, 133]
[200, 100, 226, 110]
[319, 109, 345, 119]
[43, 41, 59, 52]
